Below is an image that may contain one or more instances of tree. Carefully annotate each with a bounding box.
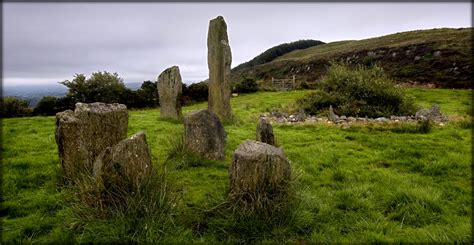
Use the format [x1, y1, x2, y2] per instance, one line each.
[60, 71, 129, 104]
[136, 80, 159, 108]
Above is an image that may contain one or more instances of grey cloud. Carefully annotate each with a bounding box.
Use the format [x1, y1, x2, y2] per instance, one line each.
[3, 3, 471, 86]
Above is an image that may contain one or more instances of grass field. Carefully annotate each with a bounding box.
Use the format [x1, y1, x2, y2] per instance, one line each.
[2, 88, 472, 243]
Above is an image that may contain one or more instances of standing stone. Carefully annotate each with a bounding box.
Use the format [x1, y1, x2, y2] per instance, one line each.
[55, 102, 128, 183]
[207, 16, 232, 121]
[184, 109, 226, 160]
[256, 118, 276, 146]
[229, 140, 291, 198]
[157, 66, 182, 119]
[93, 132, 153, 194]
[328, 105, 338, 122]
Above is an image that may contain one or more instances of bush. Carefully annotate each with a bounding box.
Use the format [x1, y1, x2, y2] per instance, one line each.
[33, 96, 60, 116]
[1, 97, 32, 118]
[181, 82, 208, 106]
[233, 78, 258, 93]
[297, 62, 418, 117]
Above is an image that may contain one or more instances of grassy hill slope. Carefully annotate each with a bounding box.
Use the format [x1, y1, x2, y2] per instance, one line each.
[2, 89, 472, 243]
[231, 28, 472, 88]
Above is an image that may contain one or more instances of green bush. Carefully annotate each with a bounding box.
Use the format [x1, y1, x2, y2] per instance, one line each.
[233, 77, 258, 94]
[33, 96, 60, 116]
[298, 62, 418, 117]
[1, 97, 32, 118]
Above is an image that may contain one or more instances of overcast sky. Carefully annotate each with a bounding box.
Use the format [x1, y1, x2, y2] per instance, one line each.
[3, 3, 471, 86]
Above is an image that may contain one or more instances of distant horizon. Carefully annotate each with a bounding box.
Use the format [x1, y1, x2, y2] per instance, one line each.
[4, 2, 471, 86]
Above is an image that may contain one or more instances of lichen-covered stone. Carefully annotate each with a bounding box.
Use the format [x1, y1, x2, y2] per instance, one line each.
[93, 132, 153, 193]
[229, 140, 291, 196]
[55, 102, 128, 183]
[158, 66, 182, 119]
[256, 118, 275, 146]
[415, 104, 448, 122]
[328, 105, 338, 122]
[184, 109, 226, 160]
[207, 16, 232, 121]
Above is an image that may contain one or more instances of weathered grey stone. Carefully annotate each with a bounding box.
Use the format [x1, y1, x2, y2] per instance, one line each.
[433, 51, 441, 57]
[184, 109, 226, 160]
[415, 104, 448, 122]
[55, 102, 128, 183]
[207, 16, 232, 121]
[229, 140, 291, 197]
[157, 66, 182, 119]
[328, 105, 338, 122]
[256, 118, 275, 146]
[93, 131, 153, 192]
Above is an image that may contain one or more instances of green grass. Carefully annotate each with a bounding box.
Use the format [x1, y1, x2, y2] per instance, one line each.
[2, 88, 472, 243]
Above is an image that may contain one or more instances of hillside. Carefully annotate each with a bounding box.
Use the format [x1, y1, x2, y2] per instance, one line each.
[230, 28, 472, 88]
[232, 39, 325, 71]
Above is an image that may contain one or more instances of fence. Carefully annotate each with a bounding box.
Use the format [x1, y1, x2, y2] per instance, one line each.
[271, 75, 298, 91]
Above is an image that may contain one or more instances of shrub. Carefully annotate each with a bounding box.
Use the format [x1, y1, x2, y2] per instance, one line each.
[33, 96, 60, 116]
[181, 82, 208, 106]
[1, 97, 32, 118]
[297, 62, 418, 118]
[233, 77, 258, 94]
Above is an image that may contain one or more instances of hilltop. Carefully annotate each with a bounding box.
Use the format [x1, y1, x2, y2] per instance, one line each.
[231, 28, 472, 88]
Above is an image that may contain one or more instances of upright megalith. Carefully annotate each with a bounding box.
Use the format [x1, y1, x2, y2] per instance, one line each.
[184, 109, 226, 160]
[55, 102, 128, 183]
[93, 131, 153, 194]
[157, 66, 183, 119]
[229, 140, 291, 199]
[256, 117, 276, 146]
[207, 16, 232, 121]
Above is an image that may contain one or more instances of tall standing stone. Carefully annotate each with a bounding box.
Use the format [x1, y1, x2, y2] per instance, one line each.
[256, 117, 276, 146]
[184, 109, 226, 160]
[229, 140, 291, 199]
[207, 16, 232, 121]
[55, 102, 128, 183]
[157, 66, 183, 119]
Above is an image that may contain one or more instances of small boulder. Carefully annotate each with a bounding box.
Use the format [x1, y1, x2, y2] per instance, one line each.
[229, 140, 291, 198]
[184, 109, 227, 160]
[256, 118, 276, 146]
[328, 105, 338, 122]
[93, 131, 154, 194]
